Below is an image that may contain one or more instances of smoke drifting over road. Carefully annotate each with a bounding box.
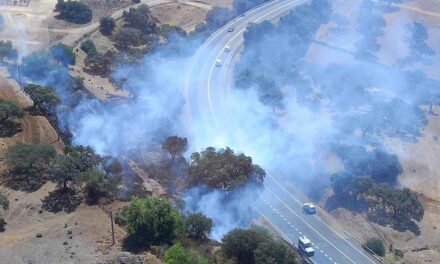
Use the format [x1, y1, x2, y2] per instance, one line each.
[13, 0, 440, 239]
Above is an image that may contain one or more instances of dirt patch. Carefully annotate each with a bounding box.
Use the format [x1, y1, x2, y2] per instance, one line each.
[0, 183, 129, 264]
[151, 2, 207, 32]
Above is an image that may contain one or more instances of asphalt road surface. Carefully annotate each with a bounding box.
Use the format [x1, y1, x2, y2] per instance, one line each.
[184, 1, 380, 263]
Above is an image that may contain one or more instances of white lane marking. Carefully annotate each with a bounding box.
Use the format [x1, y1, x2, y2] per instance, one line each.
[265, 174, 376, 263]
[207, 0, 305, 128]
[265, 187, 357, 264]
[185, 0, 298, 126]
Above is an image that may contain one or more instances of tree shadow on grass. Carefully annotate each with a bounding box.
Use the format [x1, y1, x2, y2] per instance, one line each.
[122, 234, 149, 253]
[42, 188, 81, 213]
[325, 195, 369, 214]
[367, 209, 421, 236]
[3, 173, 46, 192]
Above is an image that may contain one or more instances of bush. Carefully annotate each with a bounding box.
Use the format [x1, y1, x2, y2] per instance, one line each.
[0, 99, 24, 137]
[363, 238, 386, 257]
[124, 197, 183, 246]
[164, 243, 212, 264]
[0, 40, 18, 62]
[122, 4, 158, 35]
[99, 17, 115, 36]
[114, 27, 144, 49]
[56, 0, 93, 24]
[184, 213, 212, 240]
[49, 43, 75, 66]
[80, 39, 97, 55]
[5, 143, 56, 191]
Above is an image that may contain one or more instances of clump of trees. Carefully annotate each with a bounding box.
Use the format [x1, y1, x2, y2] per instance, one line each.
[221, 228, 299, 264]
[0, 99, 23, 137]
[404, 21, 435, 64]
[123, 196, 184, 246]
[4, 143, 57, 191]
[331, 173, 424, 225]
[23, 84, 60, 116]
[184, 212, 213, 241]
[188, 147, 266, 192]
[0, 40, 18, 63]
[122, 4, 158, 35]
[55, 0, 93, 24]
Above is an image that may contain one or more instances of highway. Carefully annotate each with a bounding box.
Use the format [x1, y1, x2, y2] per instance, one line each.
[184, 0, 379, 263]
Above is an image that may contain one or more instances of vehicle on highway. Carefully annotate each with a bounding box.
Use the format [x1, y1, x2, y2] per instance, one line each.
[224, 45, 231, 52]
[302, 203, 316, 214]
[215, 59, 222, 67]
[228, 27, 234, 32]
[246, 22, 254, 29]
[298, 236, 315, 257]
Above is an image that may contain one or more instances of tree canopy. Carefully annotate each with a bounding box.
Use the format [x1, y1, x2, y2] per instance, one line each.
[0, 99, 23, 137]
[55, 0, 93, 24]
[122, 4, 158, 35]
[100, 17, 115, 36]
[23, 84, 60, 115]
[123, 196, 183, 246]
[162, 136, 188, 161]
[188, 147, 266, 192]
[5, 143, 56, 191]
[49, 43, 75, 66]
[222, 228, 299, 264]
[184, 212, 213, 240]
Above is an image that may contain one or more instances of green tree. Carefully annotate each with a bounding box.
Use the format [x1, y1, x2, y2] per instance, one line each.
[49, 43, 75, 66]
[164, 243, 193, 264]
[49, 154, 82, 189]
[114, 27, 144, 49]
[122, 4, 158, 34]
[55, 0, 93, 24]
[184, 212, 212, 240]
[0, 40, 18, 62]
[100, 17, 116, 36]
[221, 229, 266, 264]
[254, 239, 299, 264]
[0, 99, 23, 137]
[162, 136, 188, 161]
[363, 238, 385, 257]
[80, 39, 97, 55]
[23, 84, 60, 115]
[124, 197, 183, 246]
[189, 147, 266, 191]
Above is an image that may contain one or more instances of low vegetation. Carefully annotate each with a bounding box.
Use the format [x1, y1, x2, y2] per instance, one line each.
[0, 40, 18, 63]
[23, 84, 60, 116]
[55, 0, 93, 24]
[188, 147, 266, 192]
[0, 99, 23, 137]
[222, 228, 299, 264]
[363, 238, 386, 257]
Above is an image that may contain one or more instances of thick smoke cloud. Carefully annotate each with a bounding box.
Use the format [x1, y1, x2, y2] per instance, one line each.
[11, 0, 440, 239]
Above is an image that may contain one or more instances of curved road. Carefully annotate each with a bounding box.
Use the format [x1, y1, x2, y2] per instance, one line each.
[185, 1, 380, 264]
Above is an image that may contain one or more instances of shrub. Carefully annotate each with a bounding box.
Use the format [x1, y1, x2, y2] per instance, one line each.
[363, 238, 386, 257]
[56, 0, 93, 24]
[49, 43, 75, 66]
[124, 197, 183, 246]
[184, 213, 212, 240]
[80, 39, 97, 55]
[99, 17, 115, 36]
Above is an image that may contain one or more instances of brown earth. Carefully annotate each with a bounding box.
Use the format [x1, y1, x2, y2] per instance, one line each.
[0, 68, 64, 153]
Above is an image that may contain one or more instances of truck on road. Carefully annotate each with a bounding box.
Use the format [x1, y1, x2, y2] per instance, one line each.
[298, 236, 315, 257]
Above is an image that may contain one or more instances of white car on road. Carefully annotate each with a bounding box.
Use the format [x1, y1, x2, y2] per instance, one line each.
[224, 45, 231, 52]
[215, 59, 222, 66]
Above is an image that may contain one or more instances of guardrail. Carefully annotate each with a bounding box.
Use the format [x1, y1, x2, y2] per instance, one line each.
[344, 231, 388, 264]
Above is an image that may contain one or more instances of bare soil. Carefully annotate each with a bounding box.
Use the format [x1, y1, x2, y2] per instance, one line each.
[0, 68, 64, 153]
[151, 2, 208, 32]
